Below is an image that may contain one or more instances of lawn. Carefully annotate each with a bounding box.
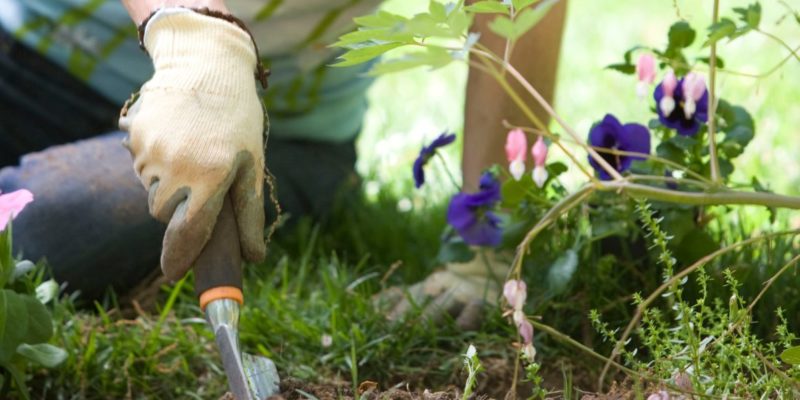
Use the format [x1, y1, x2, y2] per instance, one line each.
[3, 1, 800, 399]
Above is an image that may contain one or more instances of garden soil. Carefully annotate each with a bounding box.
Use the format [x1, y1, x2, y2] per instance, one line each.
[217, 358, 638, 400]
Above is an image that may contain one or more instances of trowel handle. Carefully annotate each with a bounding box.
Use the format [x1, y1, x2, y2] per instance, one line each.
[194, 195, 244, 311]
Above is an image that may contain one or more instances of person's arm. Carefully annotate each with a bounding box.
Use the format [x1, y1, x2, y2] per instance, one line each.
[462, 0, 568, 192]
[121, 0, 229, 24]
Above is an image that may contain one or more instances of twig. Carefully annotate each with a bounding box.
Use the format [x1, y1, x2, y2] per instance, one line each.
[707, 0, 722, 185]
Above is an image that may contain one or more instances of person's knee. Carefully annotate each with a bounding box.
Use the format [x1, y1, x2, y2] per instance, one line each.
[0, 132, 162, 301]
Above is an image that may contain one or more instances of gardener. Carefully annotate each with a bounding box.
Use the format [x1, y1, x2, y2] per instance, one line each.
[0, 0, 565, 324]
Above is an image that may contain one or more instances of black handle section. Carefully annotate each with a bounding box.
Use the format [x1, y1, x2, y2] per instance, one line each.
[193, 195, 243, 298]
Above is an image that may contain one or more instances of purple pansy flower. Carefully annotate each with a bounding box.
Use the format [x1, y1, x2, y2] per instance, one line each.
[413, 132, 456, 188]
[588, 114, 651, 180]
[447, 172, 502, 246]
[653, 72, 709, 136]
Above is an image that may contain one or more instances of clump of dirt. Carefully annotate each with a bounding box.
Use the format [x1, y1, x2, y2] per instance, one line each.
[267, 378, 459, 400]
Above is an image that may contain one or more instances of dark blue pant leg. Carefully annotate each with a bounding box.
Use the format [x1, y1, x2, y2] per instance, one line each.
[0, 132, 164, 301]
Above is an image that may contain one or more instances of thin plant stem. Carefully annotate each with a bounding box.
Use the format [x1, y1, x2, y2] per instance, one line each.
[435, 152, 461, 192]
[707, 0, 722, 184]
[756, 29, 800, 63]
[597, 229, 800, 388]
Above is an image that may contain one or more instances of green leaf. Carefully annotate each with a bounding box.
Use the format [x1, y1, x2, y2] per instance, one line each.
[501, 175, 532, 208]
[428, 1, 448, 21]
[717, 99, 755, 130]
[546, 161, 568, 179]
[656, 142, 685, 164]
[0, 228, 12, 287]
[512, 0, 537, 10]
[605, 63, 635, 75]
[0, 290, 28, 364]
[703, 18, 737, 47]
[16, 343, 67, 368]
[696, 56, 725, 69]
[22, 294, 52, 345]
[675, 229, 718, 264]
[464, 1, 509, 14]
[668, 135, 698, 151]
[667, 21, 696, 49]
[353, 11, 408, 29]
[733, 2, 761, 29]
[781, 346, 800, 365]
[488, 0, 556, 41]
[332, 29, 414, 48]
[369, 47, 454, 75]
[332, 43, 405, 67]
[546, 249, 578, 296]
[724, 125, 754, 146]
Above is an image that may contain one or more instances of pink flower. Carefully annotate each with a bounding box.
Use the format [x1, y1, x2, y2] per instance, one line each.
[0, 189, 34, 232]
[636, 54, 657, 84]
[636, 53, 657, 98]
[503, 279, 527, 310]
[518, 318, 533, 344]
[505, 129, 527, 181]
[531, 136, 548, 188]
[681, 72, 707, 119]
[658, 68, 678, 116]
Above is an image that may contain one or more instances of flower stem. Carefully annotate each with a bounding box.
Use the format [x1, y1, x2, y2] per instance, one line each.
[435, 152, 462, 192]
[707, 0, 722, 185]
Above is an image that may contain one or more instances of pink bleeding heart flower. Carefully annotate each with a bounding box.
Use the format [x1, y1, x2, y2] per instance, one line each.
[681, 72, 707, 119]
[505, 129, 527, 181]
[636, 53, 657, 98]
[658, 68, 678, 116]
[0, 189, 34, 232]
[531, 136, 548, 188]
[522, 342, 536, 360]
[503, 279, 527, 310]
[518, 318, 533, 344]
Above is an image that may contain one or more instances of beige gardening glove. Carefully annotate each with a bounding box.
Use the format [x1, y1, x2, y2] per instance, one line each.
[119, 8, 266, 281]
[377, 249, 511, 330]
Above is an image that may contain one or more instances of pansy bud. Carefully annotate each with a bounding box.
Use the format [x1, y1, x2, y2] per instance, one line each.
[509, 159, 525, 181]
[636, 53, 656, 98]
[503, 279, 527, 310]
[518, 318, 533, 344]
[659, 68, 677, 116]
[681, 72, 706, 119]
[505, 129, 527, 163]
[532, 166, 548, 188]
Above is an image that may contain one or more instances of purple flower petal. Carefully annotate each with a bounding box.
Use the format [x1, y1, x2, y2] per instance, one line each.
[587, 114, 651, 180]
[446, 172, 502, 247]
[412, 132, 456, 188]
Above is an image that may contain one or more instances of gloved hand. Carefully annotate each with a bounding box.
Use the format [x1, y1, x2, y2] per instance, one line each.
[119, 8, 266, 280]
[377, 249, 511, 330]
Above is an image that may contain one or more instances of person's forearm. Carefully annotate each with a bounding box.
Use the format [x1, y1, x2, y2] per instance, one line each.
[462, 0, 567, 192]
[121, 0, 229, 24]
